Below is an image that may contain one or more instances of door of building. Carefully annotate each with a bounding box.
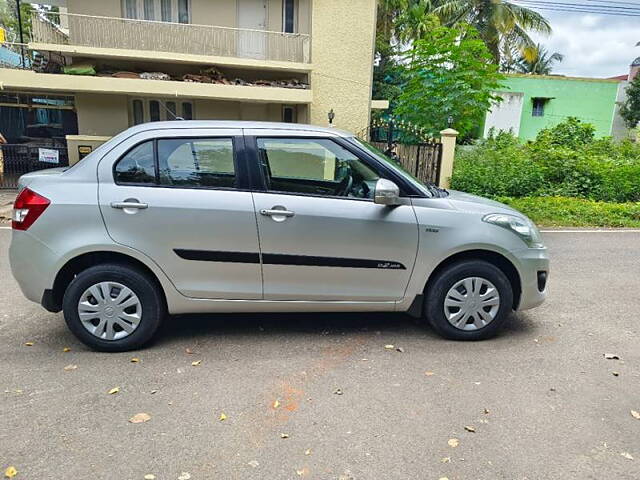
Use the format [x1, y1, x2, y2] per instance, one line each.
[237, 0, 267, 59]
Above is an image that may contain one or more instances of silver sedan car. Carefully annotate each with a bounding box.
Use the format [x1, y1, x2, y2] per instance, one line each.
[9, 121, 548, 351]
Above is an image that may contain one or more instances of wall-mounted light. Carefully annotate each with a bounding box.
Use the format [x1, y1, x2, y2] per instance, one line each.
[328, 109, 335, 125]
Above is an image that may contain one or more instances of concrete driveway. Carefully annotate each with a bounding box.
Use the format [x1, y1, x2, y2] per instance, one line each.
[0, 228, 639, 480]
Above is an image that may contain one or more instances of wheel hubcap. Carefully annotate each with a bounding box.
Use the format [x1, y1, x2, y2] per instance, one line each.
[77, 281, 142, 341]
[444, 277, 500, 331]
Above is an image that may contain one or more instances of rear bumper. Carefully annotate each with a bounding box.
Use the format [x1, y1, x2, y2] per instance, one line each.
[9, 230, 58, 306]
[512, 247, 549, 311]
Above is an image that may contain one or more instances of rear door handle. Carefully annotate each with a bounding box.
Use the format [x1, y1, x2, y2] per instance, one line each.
[260, 208, 295, 217]
[111, 201, 148, 210]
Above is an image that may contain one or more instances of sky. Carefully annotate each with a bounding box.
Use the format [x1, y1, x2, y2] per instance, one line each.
[530, 9, 639, 79]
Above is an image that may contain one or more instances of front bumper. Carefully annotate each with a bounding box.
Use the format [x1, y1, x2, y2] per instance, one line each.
[9, 230, 58, 305]
[512, 247, 549, 311]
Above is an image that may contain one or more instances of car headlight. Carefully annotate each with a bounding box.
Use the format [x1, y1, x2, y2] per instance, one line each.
[482, 213, 544, 248]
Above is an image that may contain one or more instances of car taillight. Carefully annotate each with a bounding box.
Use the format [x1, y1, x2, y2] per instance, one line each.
[12, 188, 50, 231]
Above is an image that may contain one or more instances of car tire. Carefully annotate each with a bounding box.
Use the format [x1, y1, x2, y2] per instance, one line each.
[62, 263, 165, 352]
[425, 260, 514, 341]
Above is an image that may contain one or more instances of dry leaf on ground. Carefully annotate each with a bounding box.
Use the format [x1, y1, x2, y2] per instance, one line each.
[129, 413, 151, 424]
[273, 400, 280, 408]
[281, 433, 289, 439]
[108, 387, 120, 395]
[130, 358, 140, 363]
[178, 473, 191, 480]
[63, 347, 71, 352]
[447, 438, 459, 448]
[483, 408, 490, 414]
[219, 412, 227, 421]
[24, 342, 33, 347]
[63, 364, 77, 371]
[305, 449, 311, 455]
[604, 353, 620, 360]
[247, 461, 259, 468]
[384, 345, 395, 350]
[621, 452, 634, 460]
[191, 360, 202, 366]
[631, 410, 640, 420]
[4, 466, 17, 478]
[464, 425, 476, 433]
[144, 475, 156, 480]
[425, 371, 435, 376]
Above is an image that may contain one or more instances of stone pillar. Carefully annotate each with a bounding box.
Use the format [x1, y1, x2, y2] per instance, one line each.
[438, 128, 459, 188]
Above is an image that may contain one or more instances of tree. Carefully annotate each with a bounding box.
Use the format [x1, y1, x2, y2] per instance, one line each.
[433, 0, 551, 64]
[515, 44, 563, 75]
[395, 23, 504, 137]
[620, 74, 640, 129]
[0, 0, 35, 43]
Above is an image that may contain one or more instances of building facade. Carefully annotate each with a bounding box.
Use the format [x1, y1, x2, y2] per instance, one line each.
[483, 74, 624, 140]
[0, 0, 378, 163]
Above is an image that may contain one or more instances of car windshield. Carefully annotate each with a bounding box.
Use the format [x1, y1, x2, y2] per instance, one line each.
[349, 137, 448, 198]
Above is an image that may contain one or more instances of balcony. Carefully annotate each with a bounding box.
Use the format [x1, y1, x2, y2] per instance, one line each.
[31, 12, 312, 66]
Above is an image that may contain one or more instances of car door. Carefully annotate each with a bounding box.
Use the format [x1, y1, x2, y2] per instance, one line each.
[98, 128, 263, 300]
[247, 131, 419, 302]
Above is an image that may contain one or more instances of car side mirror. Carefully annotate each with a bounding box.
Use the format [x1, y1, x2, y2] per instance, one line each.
[373, 178, 401, 206]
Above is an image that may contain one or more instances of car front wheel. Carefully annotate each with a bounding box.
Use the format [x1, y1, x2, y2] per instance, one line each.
[425, 260, 514, 341]
[62, 264, 165, 352]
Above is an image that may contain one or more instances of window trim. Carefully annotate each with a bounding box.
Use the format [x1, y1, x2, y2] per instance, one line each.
[248, 135, 425, 201]
[113, 135, 248, 191]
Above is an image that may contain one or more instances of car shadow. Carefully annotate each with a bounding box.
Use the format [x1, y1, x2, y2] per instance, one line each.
[153, 309, 536, 346]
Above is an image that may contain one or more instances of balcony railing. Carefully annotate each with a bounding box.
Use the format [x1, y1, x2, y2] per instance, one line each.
[31, 12, 311, 64]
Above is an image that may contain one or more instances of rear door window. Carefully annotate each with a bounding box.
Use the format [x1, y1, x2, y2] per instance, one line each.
[157, 138, 236, 188]
[114, 140, 156, 185]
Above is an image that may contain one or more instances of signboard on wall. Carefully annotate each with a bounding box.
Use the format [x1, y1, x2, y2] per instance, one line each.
[38, 148, 60, 164]
[78, 145, 92, 160]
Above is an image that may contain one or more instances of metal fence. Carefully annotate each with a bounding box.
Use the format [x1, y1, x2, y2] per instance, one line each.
[358, 122, 443, 185]
[32, 12, 312, 64]
[0, 144, 69, 189]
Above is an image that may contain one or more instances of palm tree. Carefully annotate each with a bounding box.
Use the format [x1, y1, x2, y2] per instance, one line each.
[433, 0, 551, 64]
[515, 44, 564, 75]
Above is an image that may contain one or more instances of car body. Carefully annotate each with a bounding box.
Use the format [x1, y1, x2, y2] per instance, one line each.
[9, 121, 548, 351]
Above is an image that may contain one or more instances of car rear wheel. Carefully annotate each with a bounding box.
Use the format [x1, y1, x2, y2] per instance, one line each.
[425, 260, 513, 341]
[62, 264, 164, 352]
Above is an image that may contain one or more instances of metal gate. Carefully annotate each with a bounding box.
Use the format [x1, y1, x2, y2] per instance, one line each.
[358, 120, 443, 185]
[0, 144, 69, 189]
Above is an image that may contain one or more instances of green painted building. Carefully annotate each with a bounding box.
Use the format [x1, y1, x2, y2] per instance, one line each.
[483, 74, 626, 140]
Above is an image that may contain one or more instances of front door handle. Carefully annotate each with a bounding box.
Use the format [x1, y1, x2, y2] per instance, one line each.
[111, 201, 148, 210]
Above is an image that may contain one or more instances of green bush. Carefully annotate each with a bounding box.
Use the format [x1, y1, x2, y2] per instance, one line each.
[451, 118, 640, 203]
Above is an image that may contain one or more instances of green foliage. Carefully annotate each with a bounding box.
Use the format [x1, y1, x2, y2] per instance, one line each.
[451, 117, 640, 203]
[619, 74, 640, 130]
[497, 196, 640, 227]
[0, 0, 35, 42]
[395, 23, 504, 137]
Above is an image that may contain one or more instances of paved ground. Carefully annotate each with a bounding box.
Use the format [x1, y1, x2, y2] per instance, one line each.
[1, 229, 639, 480]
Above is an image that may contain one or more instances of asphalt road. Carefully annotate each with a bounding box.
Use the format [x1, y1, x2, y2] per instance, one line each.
[1, 229, 639, 480]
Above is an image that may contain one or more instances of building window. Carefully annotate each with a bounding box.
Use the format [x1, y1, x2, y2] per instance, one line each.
[283, 0, 296, 33]
[532, 98, 546, 117]
[282, 105, 296, 123]
[123, 0, 137, 18]
[132, 99, 144, 125]
[160, 0, 172, 21]
[130, 98, 195, 124]
[178, 0, 189, 23]
[181, 102, 193, 120]
[122, 0, 189, 22]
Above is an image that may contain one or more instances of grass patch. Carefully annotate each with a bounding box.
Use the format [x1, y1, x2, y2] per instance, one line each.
[497, 196, 640, 228]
